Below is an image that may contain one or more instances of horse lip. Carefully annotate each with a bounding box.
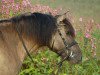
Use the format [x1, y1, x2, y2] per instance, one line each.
[57, 49, 82, 64]
[68, 56, 82, 64]
[60, 52, 82, 64]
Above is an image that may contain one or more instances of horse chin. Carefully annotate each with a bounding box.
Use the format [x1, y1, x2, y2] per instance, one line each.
[68, 60, 81, 64]
[67, 57, 82, 64]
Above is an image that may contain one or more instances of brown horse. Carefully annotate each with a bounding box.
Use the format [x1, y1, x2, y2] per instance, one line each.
[0, 12, 82, 75]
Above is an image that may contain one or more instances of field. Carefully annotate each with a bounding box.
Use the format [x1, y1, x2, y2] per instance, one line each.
[0, 0, 100, 75]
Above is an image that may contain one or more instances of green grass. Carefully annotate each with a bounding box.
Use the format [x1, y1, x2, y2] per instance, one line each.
[19, 46, 100, 75]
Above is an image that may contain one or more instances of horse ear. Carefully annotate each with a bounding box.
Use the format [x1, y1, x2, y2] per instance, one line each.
[57, 14, 66, 24]
[56, 11, 69, 24]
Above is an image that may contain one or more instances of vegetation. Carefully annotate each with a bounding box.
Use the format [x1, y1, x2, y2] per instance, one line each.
[0, 0, 100, 75]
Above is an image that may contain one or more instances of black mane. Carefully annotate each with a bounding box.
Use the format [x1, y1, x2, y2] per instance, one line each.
[0, 12, 75, 46]
[11, 12, 57, 46]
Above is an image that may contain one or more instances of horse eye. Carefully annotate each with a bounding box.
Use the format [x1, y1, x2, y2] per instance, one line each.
[66, 31, 71, 35]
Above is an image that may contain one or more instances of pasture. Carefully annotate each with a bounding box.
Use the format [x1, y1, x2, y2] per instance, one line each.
[0, 0, 100, 75]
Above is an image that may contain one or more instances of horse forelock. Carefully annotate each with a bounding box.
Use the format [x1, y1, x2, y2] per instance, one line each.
[11, 12, 57, 46]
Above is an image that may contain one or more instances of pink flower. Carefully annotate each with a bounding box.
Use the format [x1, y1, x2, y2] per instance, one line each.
[5, 9, 9, 15]
[0, 0, 60, 18]
[97, 24, 100, 29]
[22, 0, 31, 7]
[2, 0, 6, 2]
[15, 4, 19, 11]
[22, 0, 27, 7]
[85, 33, 91, 38]
[79, 17, 83, 22]
[9, 0, 14, 3]
[91, 19, 94, 23]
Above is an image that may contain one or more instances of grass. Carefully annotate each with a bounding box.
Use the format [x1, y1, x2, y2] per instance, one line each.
[19, 48, 100, 75]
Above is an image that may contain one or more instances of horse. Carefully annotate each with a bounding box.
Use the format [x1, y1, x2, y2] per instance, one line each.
[0, 12, 82, 75]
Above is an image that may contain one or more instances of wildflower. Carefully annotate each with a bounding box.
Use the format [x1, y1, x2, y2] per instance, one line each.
[96, 24, 100, 29]
[91, 19, 94, 23]
[9, 0, 14, 3]
[1, 0, 4, 2]
[6, 9, 9, 15]
[85, 33, 91, 38]
[79, 17, 83, 22]
[15, 4, 19, 11]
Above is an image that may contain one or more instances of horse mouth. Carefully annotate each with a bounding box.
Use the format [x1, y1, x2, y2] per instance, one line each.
[59, 51, 82, 64]
[67, 54, 82, 64]
[68, 58, 82, 64]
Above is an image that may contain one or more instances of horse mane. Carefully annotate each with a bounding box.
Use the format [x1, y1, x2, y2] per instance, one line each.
[0, 12, 75, 46]
[11, 12, 57, 46]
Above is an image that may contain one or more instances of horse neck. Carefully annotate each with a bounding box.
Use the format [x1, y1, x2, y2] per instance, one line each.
[0, 29, 39, 75]
[17, 37, 39, 62]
